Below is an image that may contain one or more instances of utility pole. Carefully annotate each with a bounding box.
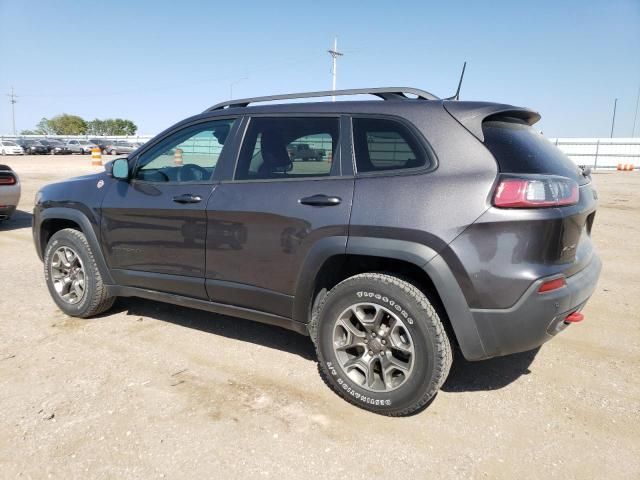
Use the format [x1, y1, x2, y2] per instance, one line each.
[633, 85, 640, 137]
[610, 98, 617, 138]
[7, 87, 17, 136]
[327, 37, 343, 101]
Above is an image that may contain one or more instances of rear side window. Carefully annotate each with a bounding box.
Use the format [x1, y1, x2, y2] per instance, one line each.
[235, 117, 339, 180]
[352, 117, 429, 173]
[483, 119, 586, 184]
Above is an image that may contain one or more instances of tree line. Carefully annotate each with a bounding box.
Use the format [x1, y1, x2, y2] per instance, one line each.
[21, 114, 138, 136]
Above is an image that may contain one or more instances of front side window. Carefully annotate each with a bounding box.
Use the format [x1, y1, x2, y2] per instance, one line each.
[235, 117, 339, 180]
[134, 119, 236, 183]
[352, 117, 430, 173]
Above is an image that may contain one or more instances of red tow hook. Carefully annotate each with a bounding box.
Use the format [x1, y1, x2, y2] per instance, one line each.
[564, 312, 584, 324]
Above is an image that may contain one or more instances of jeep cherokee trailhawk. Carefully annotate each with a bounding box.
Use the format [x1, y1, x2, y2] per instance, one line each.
[33, 87, 601, 415]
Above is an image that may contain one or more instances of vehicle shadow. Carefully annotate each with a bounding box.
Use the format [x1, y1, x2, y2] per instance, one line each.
[0, 210, 33, 231]
[110, 297, 317, 361]
[108, 296, 540, 391]
[442, 347, 540, 392]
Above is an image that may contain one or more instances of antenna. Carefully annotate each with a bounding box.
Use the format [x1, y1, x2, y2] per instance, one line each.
[327, 37, 344, 102]
[452, 61, 467, 101]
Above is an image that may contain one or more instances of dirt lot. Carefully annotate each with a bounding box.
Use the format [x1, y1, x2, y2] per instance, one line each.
[1, 155, 639, 479]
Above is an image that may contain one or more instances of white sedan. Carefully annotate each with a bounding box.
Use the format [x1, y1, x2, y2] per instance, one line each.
[0, 140, 24, 155]
[0, 164, 20, 220]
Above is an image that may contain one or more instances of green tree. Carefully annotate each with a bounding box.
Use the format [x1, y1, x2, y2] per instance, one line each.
[35, 117, 55, 135]
[46, 114, 88, 135]
[87, 119, 107, 135]
[20, 129, 37, 135]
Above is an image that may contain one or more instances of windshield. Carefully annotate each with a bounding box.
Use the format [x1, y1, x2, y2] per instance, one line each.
[3, 141, 17, 146]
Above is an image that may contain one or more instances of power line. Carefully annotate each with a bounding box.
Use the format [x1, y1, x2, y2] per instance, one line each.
[7, 87, 18, 136]
[327, 36, 344, 102]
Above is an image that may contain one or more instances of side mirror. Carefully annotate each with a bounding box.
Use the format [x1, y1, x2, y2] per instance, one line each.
[111, 158, 129, 180]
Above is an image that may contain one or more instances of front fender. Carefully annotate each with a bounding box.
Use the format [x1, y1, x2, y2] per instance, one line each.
[35, 207, 114, 285]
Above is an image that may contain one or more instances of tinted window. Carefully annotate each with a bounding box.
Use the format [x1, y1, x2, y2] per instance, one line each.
[483, 120, 586, 184]
[235, 117, 338, 180]
[134, 119, 235, 183]
[352, 117, 429, 173]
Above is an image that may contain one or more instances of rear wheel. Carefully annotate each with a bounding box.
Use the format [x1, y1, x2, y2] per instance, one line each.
[44, 228, 115, 318]
[311, 273, 452, 416]
[110, 149, 117, 155]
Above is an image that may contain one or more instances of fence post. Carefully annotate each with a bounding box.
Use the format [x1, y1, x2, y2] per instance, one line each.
[594, 140, 600, 171]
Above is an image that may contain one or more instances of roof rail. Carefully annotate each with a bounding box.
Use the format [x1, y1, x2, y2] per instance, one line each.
[205, 87, 439, 111]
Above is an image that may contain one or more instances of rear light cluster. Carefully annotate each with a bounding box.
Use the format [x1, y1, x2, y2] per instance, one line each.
[0, 173, 16, 185]
[493, 175, 579, 208]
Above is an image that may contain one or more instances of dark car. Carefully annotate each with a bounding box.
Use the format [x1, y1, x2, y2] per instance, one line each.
[288, 143, 325, 162]
[90, 138, 111, 153]
[39, 139, 71, 155]
[17, 139, 48, 155]
[32, 87, 601, 416]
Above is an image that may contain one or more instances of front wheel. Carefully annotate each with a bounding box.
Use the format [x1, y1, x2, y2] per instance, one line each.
[311, 273, 452, 416]
[44, 228, 115, 318]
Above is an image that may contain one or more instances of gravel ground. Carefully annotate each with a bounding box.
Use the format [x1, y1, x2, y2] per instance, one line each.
[1, 155, 639, 479]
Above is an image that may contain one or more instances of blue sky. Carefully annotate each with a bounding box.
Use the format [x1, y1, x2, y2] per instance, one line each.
[1, 0, 639, 137]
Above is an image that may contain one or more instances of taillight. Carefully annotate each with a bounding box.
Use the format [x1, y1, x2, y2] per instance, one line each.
[0, 174, 16, 185]
[493, 175, 578, 208]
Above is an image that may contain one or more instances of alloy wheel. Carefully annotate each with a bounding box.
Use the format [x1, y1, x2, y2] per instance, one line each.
[50, 246, 86, 304]
[332, 302, 415, 392]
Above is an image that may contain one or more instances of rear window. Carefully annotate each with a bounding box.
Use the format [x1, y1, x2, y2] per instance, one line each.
[483, 119, 586, 184]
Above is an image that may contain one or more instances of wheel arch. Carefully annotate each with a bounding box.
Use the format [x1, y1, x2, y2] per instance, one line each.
[38, 208, 114, 285]
[294, 237, 488, 360]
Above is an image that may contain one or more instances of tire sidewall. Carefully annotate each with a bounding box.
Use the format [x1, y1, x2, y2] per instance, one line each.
[316, 277, 439, 413]
[43, 231, 97, 317]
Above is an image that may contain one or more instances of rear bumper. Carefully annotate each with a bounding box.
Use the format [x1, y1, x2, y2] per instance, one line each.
[468, 253, 602, 359]
[0, 205, 17, 219]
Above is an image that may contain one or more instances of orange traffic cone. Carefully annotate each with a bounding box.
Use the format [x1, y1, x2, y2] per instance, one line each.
[91, 147, 102, 166]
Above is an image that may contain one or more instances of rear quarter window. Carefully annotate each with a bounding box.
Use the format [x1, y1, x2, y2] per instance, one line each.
[483, 119, 586, 184]
[352, 117, 432, 174]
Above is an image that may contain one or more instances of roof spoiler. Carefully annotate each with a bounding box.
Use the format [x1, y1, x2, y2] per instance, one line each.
[443, 101, 541, 142]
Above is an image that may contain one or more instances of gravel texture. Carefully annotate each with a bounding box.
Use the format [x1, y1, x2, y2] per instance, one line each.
[0, 155, 638, 479]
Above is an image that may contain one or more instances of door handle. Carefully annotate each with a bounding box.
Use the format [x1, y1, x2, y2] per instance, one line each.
[299, 194, 342, 206]
[172, 193, 202, 204]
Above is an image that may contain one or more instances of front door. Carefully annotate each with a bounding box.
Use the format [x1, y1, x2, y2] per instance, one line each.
[205, 115, 354, 318]
[100, 118, 238, 299]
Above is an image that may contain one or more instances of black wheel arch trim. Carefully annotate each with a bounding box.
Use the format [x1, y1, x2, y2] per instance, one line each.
[302, 236, 488, 360]
[37, 207, 115, 285]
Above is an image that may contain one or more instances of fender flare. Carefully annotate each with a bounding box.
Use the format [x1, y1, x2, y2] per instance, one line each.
[38, 207, 114, 285]
[300, 236, 488, 360]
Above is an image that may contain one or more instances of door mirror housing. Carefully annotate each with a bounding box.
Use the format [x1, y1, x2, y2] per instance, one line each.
[109, 158, 129, 180]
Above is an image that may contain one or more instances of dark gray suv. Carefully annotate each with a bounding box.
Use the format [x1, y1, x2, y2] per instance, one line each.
[32, 87, 601, 416]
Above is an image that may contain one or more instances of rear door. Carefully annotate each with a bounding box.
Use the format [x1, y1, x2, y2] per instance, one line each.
[100, 118, 239, 299]
[205, 115, 354, 318]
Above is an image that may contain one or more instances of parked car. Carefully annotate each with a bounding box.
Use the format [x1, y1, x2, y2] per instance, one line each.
[288, 143, 325, 161]
[104, 141, 135, 155]
[0, 140, 24, 155]
[0, 164, 20, 220]
[65, 139, 98, 154]
[89, 138, 110, 152]
[32, 87, 601, 416]
[39, 139, 71, 155]
[17, 139, 48, 155]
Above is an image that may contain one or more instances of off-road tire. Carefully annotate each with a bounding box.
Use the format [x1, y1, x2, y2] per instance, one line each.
[310, 273, 452, 416]
[44, 228, 115, 318]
